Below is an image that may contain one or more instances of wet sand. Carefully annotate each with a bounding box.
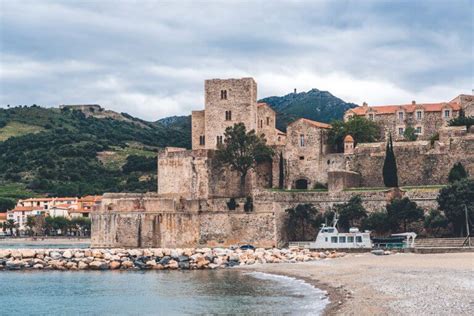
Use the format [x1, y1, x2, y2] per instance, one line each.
[244, 252, 474, 315]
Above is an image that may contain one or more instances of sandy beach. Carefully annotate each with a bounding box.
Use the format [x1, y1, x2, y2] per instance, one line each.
[0, 237, 90, 246]
[246, 252, 474, 315]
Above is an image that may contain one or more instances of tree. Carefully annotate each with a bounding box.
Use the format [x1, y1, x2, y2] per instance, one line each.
[382, 133, 398, 187]
[285, 204, 321, 241]
[333, 195, 367, 231]
[403, 126, 417, 141]
[362, 211, 391, 235]
[386, 197, 424, 232]
[26, 216, 36, 236]
[214, 123, 274, 196]
[278, 152, 284, 189]
[327, 116, 380, 152]
[0, 198, 15, 212]
[4, 219, 17, 236]
[437, 178, 473, 236]
[448, 109, 474, 129]
[424, 209, 449, 237]
[448, 162, 468, 183]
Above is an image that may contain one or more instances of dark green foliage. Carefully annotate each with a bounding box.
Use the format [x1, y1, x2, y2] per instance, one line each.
[448, 109, 474, 129]
[0, 105, 188, 197]
[260, 89, 357, 131]
[403, 126, 417, 141]
[386, 197, 424, 232]
[278, 152, 284, 189]
[437, 179, 473, 236]
[244, 197, 254, 213]
[122, 155, 157, 174]
[285, 204, 322, 241]
[383, 134, 398, 187]
[362, 211, 391, 235]
[327, 116, 380, 152]
[0, 197, 15, 212]
[430, 133, 439, 146]
[214, 123, 274, 196]
[226, 198, 238, 211]
[448, 162, 468, 183]
[424, 209, 449, 237]
[333, 195, 368, 232]
[44, 216, 91, 236]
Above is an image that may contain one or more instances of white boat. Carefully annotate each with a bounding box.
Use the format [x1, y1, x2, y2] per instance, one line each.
[308, 214, 372, 249]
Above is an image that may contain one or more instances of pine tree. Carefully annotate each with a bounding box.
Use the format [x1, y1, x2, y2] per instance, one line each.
[383, 133, 399, 187]
[448, 162, 468, 183]
[278, 152, 284, 189]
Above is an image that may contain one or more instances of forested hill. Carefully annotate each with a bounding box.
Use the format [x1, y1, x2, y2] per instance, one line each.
[259, 88, 357, 131]
[0, 87, 355, 206]
[0, 105, 191, 207]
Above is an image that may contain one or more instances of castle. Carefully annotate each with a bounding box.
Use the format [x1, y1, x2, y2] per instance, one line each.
[91, 78, 473, 249]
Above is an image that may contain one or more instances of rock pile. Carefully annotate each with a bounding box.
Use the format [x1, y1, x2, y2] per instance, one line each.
[0, 248, 346, 271]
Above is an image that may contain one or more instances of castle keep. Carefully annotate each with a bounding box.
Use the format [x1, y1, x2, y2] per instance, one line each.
[92, 78, 474, 248]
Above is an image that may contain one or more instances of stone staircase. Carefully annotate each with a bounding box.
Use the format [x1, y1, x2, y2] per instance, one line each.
[414, 237, 472, 249]
[415, 237, 468, 248]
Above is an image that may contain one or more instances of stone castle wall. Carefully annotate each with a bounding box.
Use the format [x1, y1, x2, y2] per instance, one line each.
[92, 189, 440, 249]
[349, 129, 474, 187]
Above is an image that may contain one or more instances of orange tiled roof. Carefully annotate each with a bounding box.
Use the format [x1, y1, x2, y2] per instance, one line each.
[290, 118, 331, 129]
[349, 102, 461, 116]
[21, 198, 53, 202]
[0, 213, 7, 220]
[11, 206, 37, 212]
[344, 135, 354, 142]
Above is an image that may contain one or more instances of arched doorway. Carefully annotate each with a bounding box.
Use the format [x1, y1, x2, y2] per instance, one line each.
[295, 179, 308, 190]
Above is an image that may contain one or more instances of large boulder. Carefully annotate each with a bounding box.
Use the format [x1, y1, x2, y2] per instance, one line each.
[62, 250, 73, 259]
[109, 261, 121, 270]
[20, 249, 36, 258]
[89, 261, 108, 270]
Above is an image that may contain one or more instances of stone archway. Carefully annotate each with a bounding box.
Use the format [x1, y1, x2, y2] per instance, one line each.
[295, 178, 308, 190]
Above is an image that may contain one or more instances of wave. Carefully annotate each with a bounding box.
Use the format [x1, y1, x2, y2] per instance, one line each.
[246, 271, 329, 315]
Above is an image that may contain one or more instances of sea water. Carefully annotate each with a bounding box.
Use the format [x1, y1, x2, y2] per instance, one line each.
[0, 270, 328, 315]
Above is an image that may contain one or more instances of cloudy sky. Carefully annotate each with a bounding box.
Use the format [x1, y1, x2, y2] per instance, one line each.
[0, 0, 472, 120]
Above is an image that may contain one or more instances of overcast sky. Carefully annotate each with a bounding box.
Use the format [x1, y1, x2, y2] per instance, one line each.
[0, 0, 472, 121]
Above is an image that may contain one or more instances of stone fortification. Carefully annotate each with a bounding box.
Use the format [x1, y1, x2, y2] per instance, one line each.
[92, 189, 440, 249]
[348, 127, 474, 187]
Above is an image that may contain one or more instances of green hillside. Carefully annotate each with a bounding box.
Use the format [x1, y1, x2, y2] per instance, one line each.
[0, 105, 191, 202]
[260, 89, 357, 131]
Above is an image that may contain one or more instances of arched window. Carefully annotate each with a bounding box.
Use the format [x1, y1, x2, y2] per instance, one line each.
[295, 179, 308, 190]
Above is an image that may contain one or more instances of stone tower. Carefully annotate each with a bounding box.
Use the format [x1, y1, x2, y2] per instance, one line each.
[192, 78, 258, 150]
[344, 134, 354, 154]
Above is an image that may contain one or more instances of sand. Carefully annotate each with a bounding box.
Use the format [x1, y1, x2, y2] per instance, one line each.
[245, 252, 474, 315]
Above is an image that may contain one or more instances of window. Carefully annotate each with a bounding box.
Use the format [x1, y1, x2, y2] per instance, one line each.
[416, 111, 422, 120]
[356, 236, 362, 243]
[259, 120, 263, 128]
[225, 110, 232, 121]
[368, 113, 374, 121]
[347, 236, 354, 243]
[199, 135, 205, 146]
[326, 228, 335, 233]
[300, 134, 305, 147]
[398, 112, 404, 121]
[331, 236, 338, 243]
[325, 237, 328, 242]
[299, 156, 305, 160]
[216, 136, 223, 145]
[339, 236, 346, 243]
[220, 90, 227, 100]
[415, 127, 422, 135]
[266, 117, 270, 125]
[398, 128, 404, 135]
[444, 110, 450, 118]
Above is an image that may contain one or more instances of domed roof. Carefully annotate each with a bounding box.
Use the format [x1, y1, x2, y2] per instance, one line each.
[344, 135, 354, 142]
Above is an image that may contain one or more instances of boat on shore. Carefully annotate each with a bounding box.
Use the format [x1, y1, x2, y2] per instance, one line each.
[308, 215, 372, 249]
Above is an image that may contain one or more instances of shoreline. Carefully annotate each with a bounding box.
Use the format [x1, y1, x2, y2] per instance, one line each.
[243, 252, 474, 315]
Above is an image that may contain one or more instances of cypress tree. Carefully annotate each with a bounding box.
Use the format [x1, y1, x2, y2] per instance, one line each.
[279, 152, 284, 189]
[383, 133, 399, 187]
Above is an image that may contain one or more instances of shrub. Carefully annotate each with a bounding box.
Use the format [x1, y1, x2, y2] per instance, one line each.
[226, 198, 238, 211]
[403, 126, 417, 141]
[448, 162, 468, 183]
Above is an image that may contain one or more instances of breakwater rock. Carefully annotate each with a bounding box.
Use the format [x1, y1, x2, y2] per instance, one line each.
[0, 248, 346, 271]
